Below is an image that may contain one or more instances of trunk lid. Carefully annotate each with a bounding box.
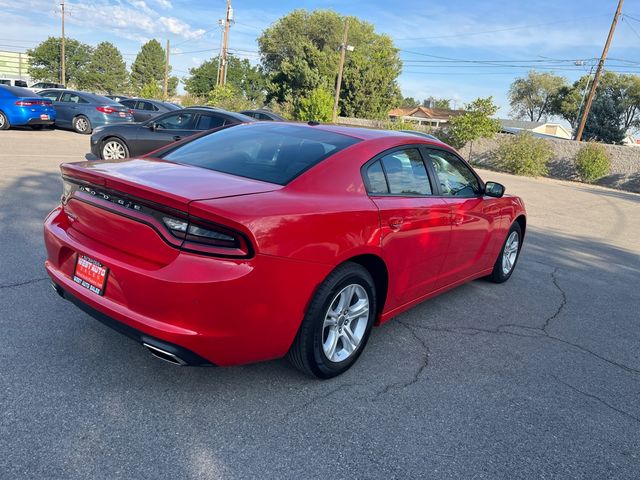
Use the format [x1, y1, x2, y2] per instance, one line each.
[61, 158, 282, 210]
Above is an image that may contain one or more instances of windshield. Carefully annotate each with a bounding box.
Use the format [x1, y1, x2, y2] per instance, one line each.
[161, 123, 360, 185]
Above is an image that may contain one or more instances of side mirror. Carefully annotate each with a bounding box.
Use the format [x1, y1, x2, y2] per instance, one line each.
[484, 181, 505, 198]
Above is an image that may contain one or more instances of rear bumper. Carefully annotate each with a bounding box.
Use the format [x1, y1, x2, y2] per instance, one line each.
[50, 281, 214, 366]
[44, 206, 332, 366]
[8, 106, 56, 126]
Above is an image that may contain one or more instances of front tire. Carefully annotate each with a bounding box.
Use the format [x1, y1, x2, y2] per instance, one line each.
[101, 138, 129, 160]
[0, 110, 10, 130]
[487, 222, 522, 283]
[73, 115, 91, 134]
[287, 262, 376, 379]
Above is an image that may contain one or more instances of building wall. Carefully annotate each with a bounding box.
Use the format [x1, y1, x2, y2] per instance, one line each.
[0, 50, 30, 80]
[462, 134, 640, 193]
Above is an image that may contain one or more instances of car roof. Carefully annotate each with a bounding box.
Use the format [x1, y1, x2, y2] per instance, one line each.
[185, 106, 257, 122]
[307, 123, 428, 141]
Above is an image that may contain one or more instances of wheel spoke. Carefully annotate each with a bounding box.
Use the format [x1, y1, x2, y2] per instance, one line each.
[337, 285, 355, 311]
[341, 329, 356, 354]
[324, 330, 339, 360]
[347, 299, 368, 320]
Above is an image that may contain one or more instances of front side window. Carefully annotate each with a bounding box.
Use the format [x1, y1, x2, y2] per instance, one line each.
[424, 149, 480, 197]
[155, 112, 196, 130]
[60, 93, 86, 104]
[121, 99, 136, 108]
[380, 149, 432, 196]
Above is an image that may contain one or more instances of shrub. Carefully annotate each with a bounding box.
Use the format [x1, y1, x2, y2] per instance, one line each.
[295, 87, 333, 122]
[207, 84, 254, 111]
[574, 143, 611, 183]
[495, 132, 552, 177]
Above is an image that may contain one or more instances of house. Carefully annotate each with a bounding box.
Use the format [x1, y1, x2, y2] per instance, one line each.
[388, 106, 465, 128]
[499, 119, 573, 140]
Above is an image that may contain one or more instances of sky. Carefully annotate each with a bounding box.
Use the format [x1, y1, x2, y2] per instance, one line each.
[1, 0, 639, 117]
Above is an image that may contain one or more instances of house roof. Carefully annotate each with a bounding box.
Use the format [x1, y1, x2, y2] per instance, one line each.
[499, 119, 545, 129]
[389, 106, 465, 120]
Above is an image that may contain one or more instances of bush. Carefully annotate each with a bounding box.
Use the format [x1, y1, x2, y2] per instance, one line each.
[295, 87, 333, 122]
[495, 132, 552, 177]
[574, 143, 611, 183]
[207, 84, 254, 111]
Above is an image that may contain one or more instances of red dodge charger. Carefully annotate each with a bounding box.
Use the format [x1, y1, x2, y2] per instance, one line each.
[44, 122, 526, 378]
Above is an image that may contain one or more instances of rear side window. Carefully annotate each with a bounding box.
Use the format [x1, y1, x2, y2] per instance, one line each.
[161, 123, 359, 185]
[377, 149, 432, 196]
[120, 99, 136, 108]
[196, 114, 225, 130]
[365, 161, 389, 194]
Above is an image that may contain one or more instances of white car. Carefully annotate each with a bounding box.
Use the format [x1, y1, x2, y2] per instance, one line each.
[0, 79, 29, 88]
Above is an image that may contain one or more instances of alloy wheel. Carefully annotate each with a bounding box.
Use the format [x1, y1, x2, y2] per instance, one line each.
[102, 141, 127, 160]
[76, 117, 88, 133]
[322, 284, 369, 363]
[502, 231, 519, 275]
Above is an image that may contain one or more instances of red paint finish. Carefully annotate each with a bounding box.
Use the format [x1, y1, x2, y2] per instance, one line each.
[44, 123, 526, 366]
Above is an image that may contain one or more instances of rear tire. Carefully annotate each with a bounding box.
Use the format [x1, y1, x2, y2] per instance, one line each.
[487, 222, 522, 283]
[73, 115, 91, 134]
[0, 111, 9, 130]
[287, 262, 376, 379]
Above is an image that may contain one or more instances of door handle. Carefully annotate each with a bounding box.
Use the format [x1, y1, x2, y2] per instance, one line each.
[173, 136, 182, 141]
[388, 217, 404, 230]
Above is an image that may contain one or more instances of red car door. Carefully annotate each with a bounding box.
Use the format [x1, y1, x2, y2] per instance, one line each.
[422, 147, 503, 288]
[363, 147, 451, 308]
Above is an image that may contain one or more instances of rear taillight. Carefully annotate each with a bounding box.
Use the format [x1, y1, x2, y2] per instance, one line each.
[128, 109, 134, 114]
[15, 99, 51, 106]
[161, 215, 242, 250]
[96, 106, 116, 114]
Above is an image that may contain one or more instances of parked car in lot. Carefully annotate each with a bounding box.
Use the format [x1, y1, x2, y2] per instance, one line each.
[0, 78, 29, 87]
[90, 106, 255, 159]
[38, 89, 134, 134]
[117, 97, 181, 122]
[240, 109, 287, 121]
[45, 123, 526, 378]
[29, 81, 65, 91]
[105, 94, 129, 103]
[0, 85, 56, 130]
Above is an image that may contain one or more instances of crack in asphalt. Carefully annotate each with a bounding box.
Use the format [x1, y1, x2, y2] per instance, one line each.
[405, 266, 640, 376]
[0, 277, 49, 290]
[542, 268, 567, 333]
[376, 319, 430, 397]
[550, 374, 640, 425]
[286, 383, 364, 415]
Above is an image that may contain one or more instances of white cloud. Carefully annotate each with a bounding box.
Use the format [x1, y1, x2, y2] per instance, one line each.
[159, 16, 205, 39]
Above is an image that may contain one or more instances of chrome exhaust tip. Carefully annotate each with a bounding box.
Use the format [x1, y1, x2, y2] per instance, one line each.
[143, 343, 188, 366]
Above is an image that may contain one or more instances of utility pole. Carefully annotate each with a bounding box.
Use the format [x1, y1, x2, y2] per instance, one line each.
[575, 0, 624, 141]
[164, 39, 170, 100]
[332, 19, 350, 123]
[217, 0, 233, 86]
[60, 0, 65, 85]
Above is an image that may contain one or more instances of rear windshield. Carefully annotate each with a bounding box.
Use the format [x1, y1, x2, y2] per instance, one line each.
[160, 123, 360, 185]
[0, 85, 36, 97]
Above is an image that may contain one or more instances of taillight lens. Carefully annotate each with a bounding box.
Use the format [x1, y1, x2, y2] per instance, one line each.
[162, 215, 239, 249]
[15, 99, 51, 106]
[96, 106, 116, 114]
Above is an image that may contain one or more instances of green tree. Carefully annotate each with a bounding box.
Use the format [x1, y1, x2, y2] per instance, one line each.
[444, 97, 501, 151]
[207, 84, 254, 111]
[398, 96, 419, 108]
[139, 81, 162, 99]
[295, 87, 333, 122]
[81, 41, 129, 94]
[27, 37, 93, 86]
[582, 87, 626, 144]
[131, 40, 167, 95]
[185, 55, 266, 103]
[258, 9, 401, 119]
[424, 97, 452, 109]
[508, 71, 566, 122]
[549, 80, 586, 130]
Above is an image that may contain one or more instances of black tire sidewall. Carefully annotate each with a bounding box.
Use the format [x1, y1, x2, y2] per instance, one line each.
[0, 111, 9, 130]
[493, 222, 522, 282]
[307, 266, 376, 378]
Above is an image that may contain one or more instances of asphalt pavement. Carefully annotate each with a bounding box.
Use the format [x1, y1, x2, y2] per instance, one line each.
[1, 128, 639, 479]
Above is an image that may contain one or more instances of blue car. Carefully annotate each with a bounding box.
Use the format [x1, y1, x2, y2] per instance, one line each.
[38, 89, 134, 134]
[0, 85, 56, 130]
